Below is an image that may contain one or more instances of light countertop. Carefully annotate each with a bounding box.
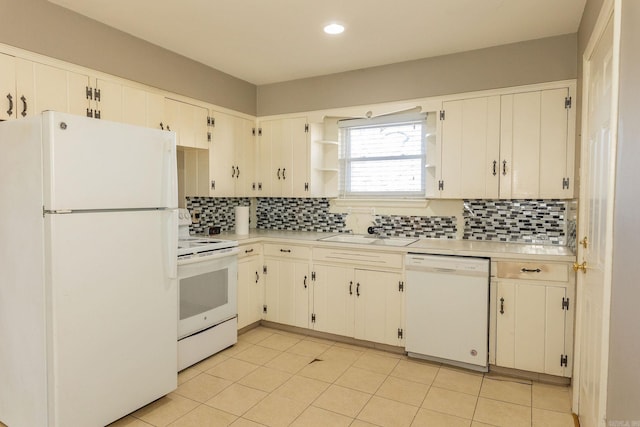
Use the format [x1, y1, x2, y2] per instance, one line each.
[211, 229, 576, 262]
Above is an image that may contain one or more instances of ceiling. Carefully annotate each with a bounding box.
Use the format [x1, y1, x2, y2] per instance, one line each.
[48, 0, 586, 86]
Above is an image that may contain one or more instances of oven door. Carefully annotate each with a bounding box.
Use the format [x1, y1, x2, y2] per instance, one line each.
[177, 249, 238, 339]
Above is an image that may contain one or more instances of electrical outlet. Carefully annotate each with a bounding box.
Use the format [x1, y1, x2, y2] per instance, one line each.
[191, 208, 201, 224]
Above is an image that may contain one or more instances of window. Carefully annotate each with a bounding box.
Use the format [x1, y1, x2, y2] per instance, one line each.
[339, 113, 427, 198]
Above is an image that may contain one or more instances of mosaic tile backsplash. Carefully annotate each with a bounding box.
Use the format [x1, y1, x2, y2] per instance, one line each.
[463, 199, 567, 245]
[373, 215, 457, 239]
[186, 197, 251, 234]
[256, 198, 346, 232]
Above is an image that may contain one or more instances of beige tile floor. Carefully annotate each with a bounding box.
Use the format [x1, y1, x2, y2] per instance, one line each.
[106, 326, 576, 427]
[2, 326, 576, 427]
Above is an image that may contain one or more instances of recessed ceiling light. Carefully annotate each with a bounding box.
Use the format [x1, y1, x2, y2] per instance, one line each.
[324, 23, 345, 35]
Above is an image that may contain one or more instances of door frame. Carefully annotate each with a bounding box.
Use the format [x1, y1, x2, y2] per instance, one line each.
[572, 0, 620, 423]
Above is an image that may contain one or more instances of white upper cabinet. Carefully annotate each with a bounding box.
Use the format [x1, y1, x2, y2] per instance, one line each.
[208, 111, 256, 197]
[439, 96, 500, 199]
[500, 88, 574, 199]
[256, 116, 329, 197]
[436, 85, 575, 199]
[163, 98, 209, 149]
[1, 55, 91, 120]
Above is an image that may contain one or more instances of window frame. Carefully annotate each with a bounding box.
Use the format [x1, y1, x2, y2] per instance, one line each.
[338, 114, 428, 199]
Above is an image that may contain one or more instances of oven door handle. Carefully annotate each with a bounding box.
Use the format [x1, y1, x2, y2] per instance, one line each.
[177, 247, 240, 265]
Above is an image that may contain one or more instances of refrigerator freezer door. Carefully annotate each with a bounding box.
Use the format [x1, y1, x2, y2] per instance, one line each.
[42, 111, 177, 211]
[45, 210, 177, 427]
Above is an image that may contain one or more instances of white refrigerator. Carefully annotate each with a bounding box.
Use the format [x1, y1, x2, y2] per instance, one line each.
[0, 112, 178, 427]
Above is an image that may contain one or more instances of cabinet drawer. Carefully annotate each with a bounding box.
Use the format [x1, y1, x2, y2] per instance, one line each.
[496, 261, 569, 282]
[238, 243, 262, 259]
[313, 247, 402, 269]
[263, 243, 310, 259]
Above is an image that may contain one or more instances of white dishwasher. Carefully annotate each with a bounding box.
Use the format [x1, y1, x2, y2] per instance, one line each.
[405, 253, 490, 372]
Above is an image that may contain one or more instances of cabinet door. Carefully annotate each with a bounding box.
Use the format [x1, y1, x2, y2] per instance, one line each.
[209, 111, 236, 196]
[33, 63, 71, 116]
[67, 71, 91, 117]
[236, 117, 256, 196]
[312, 264, 355, 337]
[257, 119, 279, 196]
[539, 88, 572, 198]
[496, 281, 568, 375]
[440, 96, 500, 198]
[191, 104, 209, 150]
[146, 92, 165, 130]
[121, 85, 148, 127]
[500, 88, 572, 199]
[354, 269, 403, 346]
[15, 59, 35, 119]
[290, 117, 310, 197]
[95, 78, 123, 122]
[544, 286, 568, 376]
[264, 259, 309, 328]
[0, 53, 16, 120]
[238, 257, 263, 330]
[163, 98, 182, 142]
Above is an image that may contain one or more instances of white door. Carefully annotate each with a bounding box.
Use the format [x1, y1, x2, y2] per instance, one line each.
[575, 13, 616, 427]
[312, 264, 355, 337]
[42, 111, 177, 210]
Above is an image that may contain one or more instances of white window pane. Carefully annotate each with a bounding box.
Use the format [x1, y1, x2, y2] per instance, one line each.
[349, 159, 423, 193]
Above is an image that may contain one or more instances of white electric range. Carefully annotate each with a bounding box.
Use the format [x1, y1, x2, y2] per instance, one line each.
[177, 209, 239, 371]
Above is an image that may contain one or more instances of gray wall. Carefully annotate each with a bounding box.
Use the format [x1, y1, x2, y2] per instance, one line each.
[257, 34, 577, 116]
[608, 0, 640, 421]
[0, 0, 257, 115]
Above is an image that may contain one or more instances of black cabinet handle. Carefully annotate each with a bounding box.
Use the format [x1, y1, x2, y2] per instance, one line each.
[356, 282, 360, 297]
[282, 168, 286, 179]
[232, 165, 236, 178]
[304, 276, 307, 288]
[20, 95, 27, 117]
[244, 248, 254, 254]
[236, 166, 240, 178]
[277, 168, 281, 179]
[280, 249, 291, 253]
[500, 297, 505, 314]
[520, 268, 541, 273]
[502, 160, 507, 176]
[255, 271, 259, 283]
[349, 281, 353, 295]
[159, 122, 164, 130]
[492, 160, 497, 176]
[6, 93, 13, 116]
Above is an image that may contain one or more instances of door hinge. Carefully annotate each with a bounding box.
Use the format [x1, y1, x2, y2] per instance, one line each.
[304, 123, 309, 132]
[85, 86, 93, 100]
[311, 313, 316, 323]
[438, 180, 444, 191]
[560, 354, 568, 367]
[252, 127, 256, 136]
[207, 132, 212, 142]
[562, 177, 570, 189]
[311, 271, 316, 281]
[263, 305, 268, 314]
[439, 110, 445, 120]
[304, 182, 309, 191]
[258, 128, 262, 136]
[252, 182, 256, 190]
[207, 116, 215, 127]
[398, 328, 404, 339]
[93, 88, 101, 102]
[258, 182, 263, 191]
[565, 96, 572, 109]
[211, 117, 215, 127]
[211, 180, 215, 190]
[399, 281, 404, 292]
[263, 265, 267, 274]
[94, 110, 101, 119]
[562, 297, 570, 310]
[86, 108, 93, 118]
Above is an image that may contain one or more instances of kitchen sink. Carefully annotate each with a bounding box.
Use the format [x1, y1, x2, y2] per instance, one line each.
[319, 234, 418, 247]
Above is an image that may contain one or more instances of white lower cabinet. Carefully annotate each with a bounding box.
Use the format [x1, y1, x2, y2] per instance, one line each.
[262, 244, 311, 329]
[237, 243, 263, 330]
[311, 248, 404, 347]
[494, 260, 574, 377]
